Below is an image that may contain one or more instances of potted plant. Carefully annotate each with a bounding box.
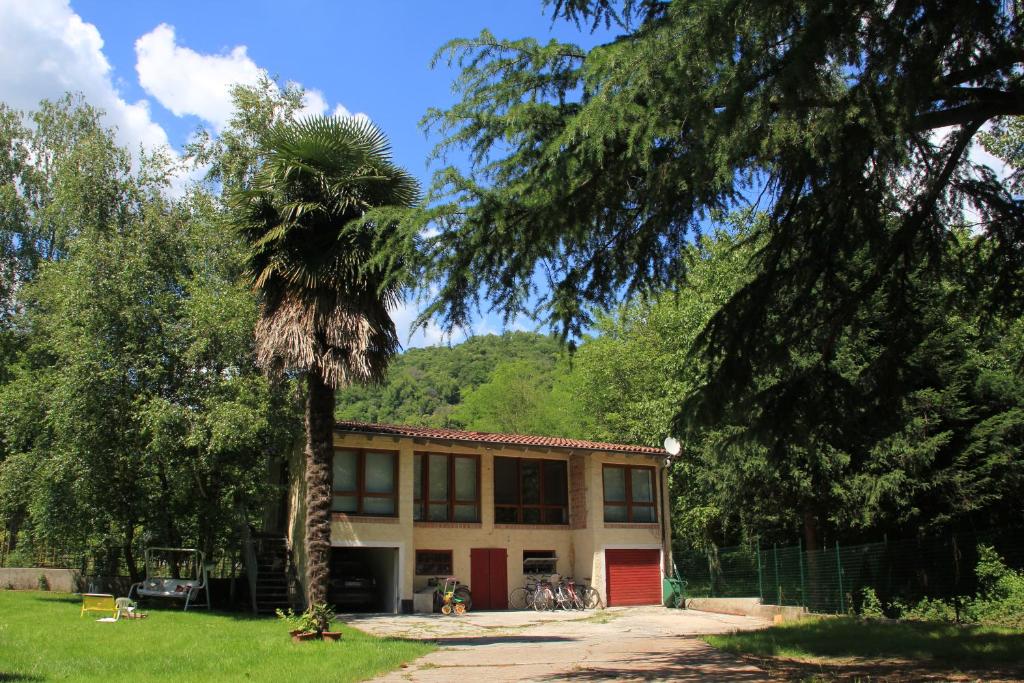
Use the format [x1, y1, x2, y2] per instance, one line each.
[276, 603, 341, 642]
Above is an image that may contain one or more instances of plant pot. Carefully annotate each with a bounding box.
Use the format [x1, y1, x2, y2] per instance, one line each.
[290, 630, 343, 643]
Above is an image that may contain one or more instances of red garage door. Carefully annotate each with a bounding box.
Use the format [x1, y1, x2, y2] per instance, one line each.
[606, 549, 661, 606]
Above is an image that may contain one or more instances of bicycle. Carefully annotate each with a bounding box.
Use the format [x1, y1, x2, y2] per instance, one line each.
[555, 576, 585, 610]
[576, 577, 603, 610]
[431, 576, 472, 614]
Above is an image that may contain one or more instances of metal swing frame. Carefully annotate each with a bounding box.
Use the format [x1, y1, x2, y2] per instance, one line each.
[128, 547, 211, 611]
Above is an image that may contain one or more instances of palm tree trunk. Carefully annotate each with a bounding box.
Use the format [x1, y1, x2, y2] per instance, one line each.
[304, 372, 335, 610]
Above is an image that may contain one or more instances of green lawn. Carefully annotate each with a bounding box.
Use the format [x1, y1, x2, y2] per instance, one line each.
[0, 591, 433, 682]
[704, 616, 1024, 679]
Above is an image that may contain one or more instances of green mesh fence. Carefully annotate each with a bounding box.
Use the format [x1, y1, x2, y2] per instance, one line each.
[673, 528, 1023, 614]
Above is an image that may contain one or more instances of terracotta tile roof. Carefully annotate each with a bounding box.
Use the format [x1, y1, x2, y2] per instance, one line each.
[334, 420, 665, 456]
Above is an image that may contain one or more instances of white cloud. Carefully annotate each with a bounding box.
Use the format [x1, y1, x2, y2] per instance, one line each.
[134, 24, 368, 131]
[0, 0, 171, 155]
[134, 23, 263, 132]
[389, 298, 455, 348]
[331, 103, 371, 125]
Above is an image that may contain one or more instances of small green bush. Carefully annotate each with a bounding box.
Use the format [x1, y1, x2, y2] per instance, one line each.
[897, 596, 958, 623]
[37, 575, 49, 591]
[887, 545, 1024, 628]
[857, 587, 886, 619]
[964, 545, 1024, 628]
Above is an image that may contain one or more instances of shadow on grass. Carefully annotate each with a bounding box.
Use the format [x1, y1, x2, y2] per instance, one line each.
[0, 673, 45, 681]
[707, 617, 1024, 681]
[31, 593, 82, 605]
[709, 617, 1024, 665]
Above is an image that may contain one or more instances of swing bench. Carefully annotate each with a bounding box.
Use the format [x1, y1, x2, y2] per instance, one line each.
[128, 547, 211, 611]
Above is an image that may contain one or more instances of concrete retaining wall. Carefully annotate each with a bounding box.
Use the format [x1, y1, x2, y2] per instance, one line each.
[685, 596, 808, 621]
[0, 567, 83, 592]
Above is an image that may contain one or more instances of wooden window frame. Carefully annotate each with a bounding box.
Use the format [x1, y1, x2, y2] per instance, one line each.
[332, 448, 399, 517]
[602, 464, 658, 523]
[414, 452, 481, 523]
[415, 549, 453, 576]
[493, 457, 569, 525]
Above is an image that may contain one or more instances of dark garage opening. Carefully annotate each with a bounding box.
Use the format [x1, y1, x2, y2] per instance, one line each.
[329, 547, 399, 613]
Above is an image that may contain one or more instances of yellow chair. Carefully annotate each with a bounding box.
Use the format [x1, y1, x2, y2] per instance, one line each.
[80, 593, 117, 619]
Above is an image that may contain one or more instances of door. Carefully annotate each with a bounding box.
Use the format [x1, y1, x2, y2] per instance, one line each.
[470, 547, 508, 610]
[605, 548, 661, 606]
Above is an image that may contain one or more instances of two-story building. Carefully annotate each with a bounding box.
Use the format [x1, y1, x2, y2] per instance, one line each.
[285, 421, 670, 613]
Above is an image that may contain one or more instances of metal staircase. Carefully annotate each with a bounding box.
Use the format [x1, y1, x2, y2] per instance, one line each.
[244, 532, 293, 615]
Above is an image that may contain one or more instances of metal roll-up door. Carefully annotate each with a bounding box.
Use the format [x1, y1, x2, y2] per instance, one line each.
[605, 548, 661, 606]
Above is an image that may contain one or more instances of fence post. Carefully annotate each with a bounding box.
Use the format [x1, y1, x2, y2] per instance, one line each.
[773, 544, 781, 605]
[835, 540, 845, 614]
[798, 538, 807, 608]
[756, 543, 764, 602]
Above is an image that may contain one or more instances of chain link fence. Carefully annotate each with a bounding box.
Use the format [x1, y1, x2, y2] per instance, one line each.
[674, 528, 1023, 614]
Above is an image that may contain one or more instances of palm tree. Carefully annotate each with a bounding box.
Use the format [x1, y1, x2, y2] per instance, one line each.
[230, 116, 418, 613]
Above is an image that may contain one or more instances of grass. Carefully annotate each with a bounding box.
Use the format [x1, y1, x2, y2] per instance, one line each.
[0, 591, 433, 682]
[703, 616, 1024, 680]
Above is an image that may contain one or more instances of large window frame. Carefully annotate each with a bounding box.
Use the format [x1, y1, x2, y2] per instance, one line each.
[493, 457, 569, 525]
[602, 464, 658, 523]
[331, 448, 398, 517]
[413, 452, 481, 523]
[415, 550, 453, 576]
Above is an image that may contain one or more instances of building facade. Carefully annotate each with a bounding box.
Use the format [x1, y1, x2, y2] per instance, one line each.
[286, 421, 670, 613]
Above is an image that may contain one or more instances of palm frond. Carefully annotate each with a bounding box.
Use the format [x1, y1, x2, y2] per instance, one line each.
[230, 113, 421, 388]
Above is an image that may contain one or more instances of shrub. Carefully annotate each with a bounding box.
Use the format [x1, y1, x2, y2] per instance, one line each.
[37, 575, 49, 591]
[964, 545, 1024, 629]
[897, 596, 958, 623]
[857, 587, 886, 619]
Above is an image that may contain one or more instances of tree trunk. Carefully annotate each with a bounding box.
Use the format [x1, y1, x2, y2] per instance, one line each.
[123, 525, 140, 584]
[304, 372, 335, 610]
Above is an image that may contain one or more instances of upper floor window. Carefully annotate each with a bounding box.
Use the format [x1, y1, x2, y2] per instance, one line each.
[494, 457, 568, 524]
[332, 449, 397, 516]
[414, 453, 480, 522]
[602, 464, 657, 523]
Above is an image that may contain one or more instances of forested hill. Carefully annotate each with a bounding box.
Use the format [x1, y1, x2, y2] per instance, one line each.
[334, 331, 575, 431]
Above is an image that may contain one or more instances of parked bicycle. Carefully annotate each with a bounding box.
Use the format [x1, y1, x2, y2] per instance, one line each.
[509, 574, 602, 610]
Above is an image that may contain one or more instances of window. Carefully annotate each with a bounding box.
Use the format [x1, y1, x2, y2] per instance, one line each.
[494, 457, 568, 524]
[413, 453, 480, 522]
[603, 464, 657, 523]
[331, 449, 397, 516]
[523, 550, 557, 575]
[415, 550, 453, 576]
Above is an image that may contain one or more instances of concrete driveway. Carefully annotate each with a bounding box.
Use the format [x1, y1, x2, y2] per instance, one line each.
[344, 606, 771, 682]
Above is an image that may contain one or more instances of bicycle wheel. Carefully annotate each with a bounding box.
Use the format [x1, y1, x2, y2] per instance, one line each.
[441, 604, 452, 615]
[454, 586, 472, 612]
[509, 587, 529, 610]
[581, 586, 603, 610]
[533, 586, 553, 611]
[454, 602, 466, 615]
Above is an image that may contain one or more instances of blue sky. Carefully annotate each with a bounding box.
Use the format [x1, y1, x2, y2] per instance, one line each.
[0, 0, 615, 347]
